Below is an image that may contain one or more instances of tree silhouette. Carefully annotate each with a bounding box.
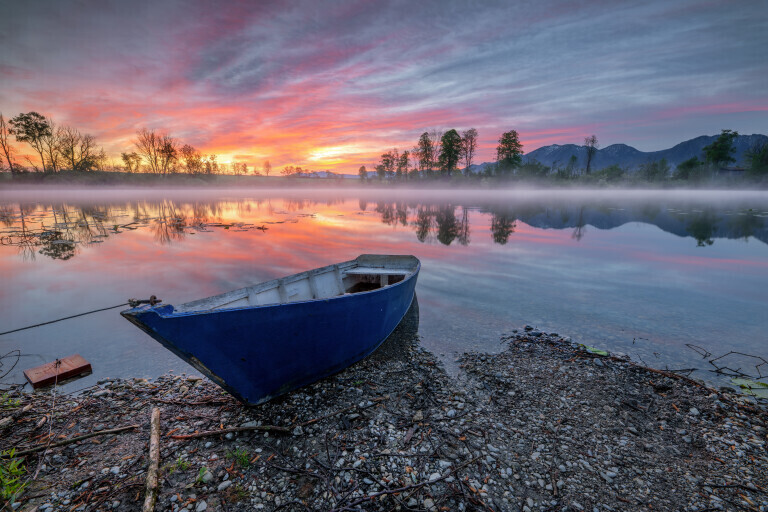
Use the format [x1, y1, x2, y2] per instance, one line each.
[491, 212, 515, 244]
[584, 135, 599, 175]
[460, 128, 478, 176]
[135, 128, 178, 174]
[703, 129, 739, 167]
[415, 132, 435, 177]
[414, 206, 434, 242]
[438, 130, 462, 177]
[435, 205, 459, 245]
[9, 112, 51, 172]
[38, 231, 76, 260]
[0, 114, 17, 173]
[687, 211, 717, 247]
[496, 130, 523, 175]
[59, 126, 98, 171]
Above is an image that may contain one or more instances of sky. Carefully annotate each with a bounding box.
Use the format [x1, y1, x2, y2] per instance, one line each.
[1, 0, 767, 172]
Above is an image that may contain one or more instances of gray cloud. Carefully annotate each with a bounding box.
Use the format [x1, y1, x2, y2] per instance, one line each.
[1, 0, 766, 154]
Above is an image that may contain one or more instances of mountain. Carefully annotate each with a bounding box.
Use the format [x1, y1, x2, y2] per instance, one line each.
[521, 134, 767, 170]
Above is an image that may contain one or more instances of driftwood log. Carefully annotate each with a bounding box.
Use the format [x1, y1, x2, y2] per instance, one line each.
[142, 407, 161, 512]
[0, 403, 32, 429]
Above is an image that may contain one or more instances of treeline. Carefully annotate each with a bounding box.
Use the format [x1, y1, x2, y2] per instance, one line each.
[361, 128, 510, 181]
[279, 166, 345, 179]
[363, 129, 768, 183]
[0, 111, 263, 176]
[0, 112, 109, 173]
[573, 130, 768, 184]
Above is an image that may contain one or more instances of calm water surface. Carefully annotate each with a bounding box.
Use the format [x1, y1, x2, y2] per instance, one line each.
[1, 188, 767, 392]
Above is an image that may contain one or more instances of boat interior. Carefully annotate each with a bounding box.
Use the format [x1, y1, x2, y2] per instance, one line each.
[174, 255, 418, 313]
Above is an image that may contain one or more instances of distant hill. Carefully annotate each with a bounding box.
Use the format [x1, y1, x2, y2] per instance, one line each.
[468, 133, 767, 173]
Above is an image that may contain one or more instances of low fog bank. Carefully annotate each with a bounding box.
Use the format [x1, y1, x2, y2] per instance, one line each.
[1, 186, 768, 207]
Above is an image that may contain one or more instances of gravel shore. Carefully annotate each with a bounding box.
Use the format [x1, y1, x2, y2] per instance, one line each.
[1, 330, 766, 512]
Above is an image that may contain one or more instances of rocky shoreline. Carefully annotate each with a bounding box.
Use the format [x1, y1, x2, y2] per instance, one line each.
[1, 330, 767, 512]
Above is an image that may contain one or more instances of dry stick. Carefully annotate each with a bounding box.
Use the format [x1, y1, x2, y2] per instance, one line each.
[142, 407, 161, 512]
[0, 403, 32, 429]
[10, 424, 140, 457]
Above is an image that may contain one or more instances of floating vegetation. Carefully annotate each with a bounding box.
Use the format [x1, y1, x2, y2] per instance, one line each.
[731, 378, 768, 399]
[582, 345, 609, 356]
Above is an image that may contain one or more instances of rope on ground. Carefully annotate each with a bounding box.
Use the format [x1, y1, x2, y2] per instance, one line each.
[0, 303, 129, 337]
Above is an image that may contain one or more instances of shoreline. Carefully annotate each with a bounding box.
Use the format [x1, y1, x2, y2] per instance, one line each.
[2, 170, 767, 192]
[1, 331, 766, 512]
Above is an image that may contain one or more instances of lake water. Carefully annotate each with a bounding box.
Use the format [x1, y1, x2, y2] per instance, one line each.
[1, 188, 767, 393]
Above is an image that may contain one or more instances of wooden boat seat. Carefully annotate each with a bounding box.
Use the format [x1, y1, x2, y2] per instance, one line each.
[345, 267, 409, 275]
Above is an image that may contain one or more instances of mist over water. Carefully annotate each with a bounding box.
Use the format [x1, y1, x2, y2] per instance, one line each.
[1, 188, 767, 393]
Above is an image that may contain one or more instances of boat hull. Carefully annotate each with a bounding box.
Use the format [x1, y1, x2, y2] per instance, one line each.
[122, 261, 418, 405]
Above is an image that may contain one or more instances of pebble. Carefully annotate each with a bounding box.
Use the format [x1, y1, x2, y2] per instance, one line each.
[8, 330, 767, 512]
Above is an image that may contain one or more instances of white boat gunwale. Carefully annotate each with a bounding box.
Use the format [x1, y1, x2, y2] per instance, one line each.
[164, 255, 419, 317]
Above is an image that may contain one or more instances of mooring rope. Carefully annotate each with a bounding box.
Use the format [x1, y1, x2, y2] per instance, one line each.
[0, 296, 160, 337]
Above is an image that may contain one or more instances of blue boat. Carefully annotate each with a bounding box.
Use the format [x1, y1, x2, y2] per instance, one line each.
[121, 254, 420, 405]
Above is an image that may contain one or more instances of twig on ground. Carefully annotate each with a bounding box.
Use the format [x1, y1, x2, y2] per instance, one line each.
[9, 424, 140, 457]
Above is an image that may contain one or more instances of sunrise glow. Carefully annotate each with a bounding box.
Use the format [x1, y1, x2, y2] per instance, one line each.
[1, 1, 766, 173]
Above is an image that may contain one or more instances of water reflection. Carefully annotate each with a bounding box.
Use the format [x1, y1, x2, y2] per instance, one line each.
[1, 191, 767, 391]
[491, 212, 516, 245]
[0, 197, 767, 261]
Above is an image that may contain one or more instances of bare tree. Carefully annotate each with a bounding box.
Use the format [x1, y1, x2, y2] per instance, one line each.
[159, 135, 178, 174]
[231, 162, 247, 175]
[121, 151, 142, 173]
[203, 154, 218, 174]
[134, 128, 162, 173]
[0, 114, 17, 173]
[179, 144, 203, 174]
[60, 126, 98, 171]
[93, 148, 109, 171]
[460, 128, 478, 176]
[262, 160, 271, 176]
[429, 129, 443, 174]
[134, 129, 178, 174]
[584, 134, 599, 175]
[41, 117, 63, 172]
